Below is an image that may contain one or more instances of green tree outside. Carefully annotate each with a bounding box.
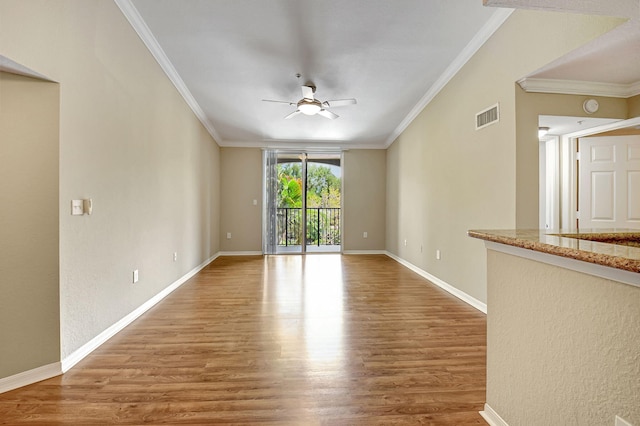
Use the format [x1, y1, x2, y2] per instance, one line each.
[276, 162, 341, 246]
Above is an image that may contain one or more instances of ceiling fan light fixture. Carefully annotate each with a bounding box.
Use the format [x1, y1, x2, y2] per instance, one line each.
[298, 100, 322, 115]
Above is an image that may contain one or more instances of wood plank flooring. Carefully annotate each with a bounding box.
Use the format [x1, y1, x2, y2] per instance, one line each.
[0, 254, 487, 425]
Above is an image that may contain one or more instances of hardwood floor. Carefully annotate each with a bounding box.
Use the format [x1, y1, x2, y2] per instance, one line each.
[0, 254, 487, 425]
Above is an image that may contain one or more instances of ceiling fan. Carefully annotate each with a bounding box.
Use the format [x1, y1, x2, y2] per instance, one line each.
[262, 84, 357, 120]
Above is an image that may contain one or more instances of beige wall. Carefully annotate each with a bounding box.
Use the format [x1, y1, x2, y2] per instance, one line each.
[0, 0, 221, 366]
[343, 150, 386, 251]
[218, 148, 386, 253]
[487, 250, 640, 425]
[515, 88, 628, 228]
[0, 73, 60, 377]
[385, 10, 623, 303]
[628, 94, 640, 118]
[220, 148, 263, 252]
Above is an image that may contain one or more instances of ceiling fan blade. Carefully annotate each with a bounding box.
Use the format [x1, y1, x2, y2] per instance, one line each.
[301, 85, 315, 100]
[317, 109, 338, 119]
[262, 99, 296, 106]
[284, 110, 302, 120]
[323, 98, 357, 108]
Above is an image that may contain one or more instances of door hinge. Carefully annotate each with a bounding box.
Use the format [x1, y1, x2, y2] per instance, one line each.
[576, 152, 581, 161]
[576, 211, 580, 219]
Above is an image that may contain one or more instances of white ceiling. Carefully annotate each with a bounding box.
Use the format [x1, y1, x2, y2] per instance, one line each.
[119, 0, 639, 148]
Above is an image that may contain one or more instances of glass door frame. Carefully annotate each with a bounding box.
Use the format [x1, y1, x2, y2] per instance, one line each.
[263, 149, 343, 255]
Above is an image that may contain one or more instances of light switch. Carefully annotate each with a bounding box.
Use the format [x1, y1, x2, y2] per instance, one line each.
[71, 200, 84, 215]
[253, 199, 257, 206]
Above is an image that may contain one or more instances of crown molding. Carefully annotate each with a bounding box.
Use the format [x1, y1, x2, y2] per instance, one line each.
[518, 77, 640, 98]
[384, 8, 514, 148]
[218, 139, 386, 150]
[114, 0, 223, 144]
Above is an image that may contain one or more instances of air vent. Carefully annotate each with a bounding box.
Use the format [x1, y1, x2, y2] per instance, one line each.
[475, 103, 499, 130]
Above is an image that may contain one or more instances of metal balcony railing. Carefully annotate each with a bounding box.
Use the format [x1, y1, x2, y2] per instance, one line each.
[277, 207, 341, 247]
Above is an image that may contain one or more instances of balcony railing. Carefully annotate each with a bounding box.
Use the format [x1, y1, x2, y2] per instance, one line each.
[277, 207, 341, 247]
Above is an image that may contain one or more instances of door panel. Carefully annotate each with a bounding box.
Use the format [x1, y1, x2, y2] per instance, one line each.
[590, 172, 615, 220]
[579, 135, 640, 229]
[629, 171, 640, 220]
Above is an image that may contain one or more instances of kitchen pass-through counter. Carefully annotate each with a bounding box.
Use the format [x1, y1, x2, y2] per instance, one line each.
[468, 228, 640, 426]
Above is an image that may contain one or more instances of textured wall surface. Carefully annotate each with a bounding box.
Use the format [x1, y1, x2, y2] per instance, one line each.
[343, 150, 386, 251]
[487, 249, 640, 425]
[0, 73, 60, 377]
[0, 0, 221, 364]
[220, 148, 263, 252]
[628, 94, 640, 119]
[385, 9, 624, 304]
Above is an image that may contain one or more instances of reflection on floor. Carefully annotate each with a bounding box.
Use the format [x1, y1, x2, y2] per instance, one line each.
[276, 244, 341, 253]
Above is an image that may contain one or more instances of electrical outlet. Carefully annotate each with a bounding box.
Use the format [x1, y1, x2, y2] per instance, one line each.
[363, 231, 368, 238]
[615, 416, 633, 426]
[173, 252, 178, 262]
[133, 269, 139, 283]
[404, 239, 407, 247]
[436, 249, 441, 260]
[226, 232, 232, 239]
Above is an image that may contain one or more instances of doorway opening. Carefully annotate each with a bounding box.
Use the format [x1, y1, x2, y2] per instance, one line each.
[538, 115, 640, 230]
[263, 151, 342, 254]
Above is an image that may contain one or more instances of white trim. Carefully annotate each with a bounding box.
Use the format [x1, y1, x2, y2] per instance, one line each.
[384, 251, 487, 314]
[480, 403, 510, 426]
[485, 241, 640, 288]
[114, 0, 222, 144]
[384, 8, 514, 148]
[61, 252, 220, 372]
[517, 77, 640, 98]
[343, 250, 387, 255]
[219, 251, 263, 256]
[0, 362, 62, 394]
[564, 116, 640, 139]
[218, 139, 386, 150]
[0, 55, 54, 81]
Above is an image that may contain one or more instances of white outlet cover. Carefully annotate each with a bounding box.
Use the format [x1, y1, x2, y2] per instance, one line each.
[133, 269, 139, 283]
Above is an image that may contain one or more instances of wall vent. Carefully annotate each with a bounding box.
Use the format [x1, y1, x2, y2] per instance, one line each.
[475, 103, 499, 130]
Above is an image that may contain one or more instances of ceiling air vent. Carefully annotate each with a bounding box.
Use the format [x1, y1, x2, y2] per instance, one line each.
[475, 103, 499, 130]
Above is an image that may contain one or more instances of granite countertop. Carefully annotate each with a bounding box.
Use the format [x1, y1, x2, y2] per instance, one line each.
[468, 229, 640, 273]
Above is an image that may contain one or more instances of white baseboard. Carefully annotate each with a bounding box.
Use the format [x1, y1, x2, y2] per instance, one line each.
[61, 252, 220, 372]
[480, 403, 509, 426]
[384, 251, 487, 314]
[343, 250, 387, 255]
[219, 251, 263, 256]
[0, 362, 62, 394]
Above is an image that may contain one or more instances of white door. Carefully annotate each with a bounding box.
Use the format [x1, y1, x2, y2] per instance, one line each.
[578, 135, 640, 229]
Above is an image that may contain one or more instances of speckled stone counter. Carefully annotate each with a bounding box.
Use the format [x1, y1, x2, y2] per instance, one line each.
[468, 229, 640, 273]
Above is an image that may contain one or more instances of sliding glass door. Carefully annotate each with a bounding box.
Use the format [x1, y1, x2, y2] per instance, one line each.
[263, 151, 342, 255]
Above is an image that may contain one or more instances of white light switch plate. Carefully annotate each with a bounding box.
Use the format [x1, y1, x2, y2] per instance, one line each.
[71, 200, 84, 215]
